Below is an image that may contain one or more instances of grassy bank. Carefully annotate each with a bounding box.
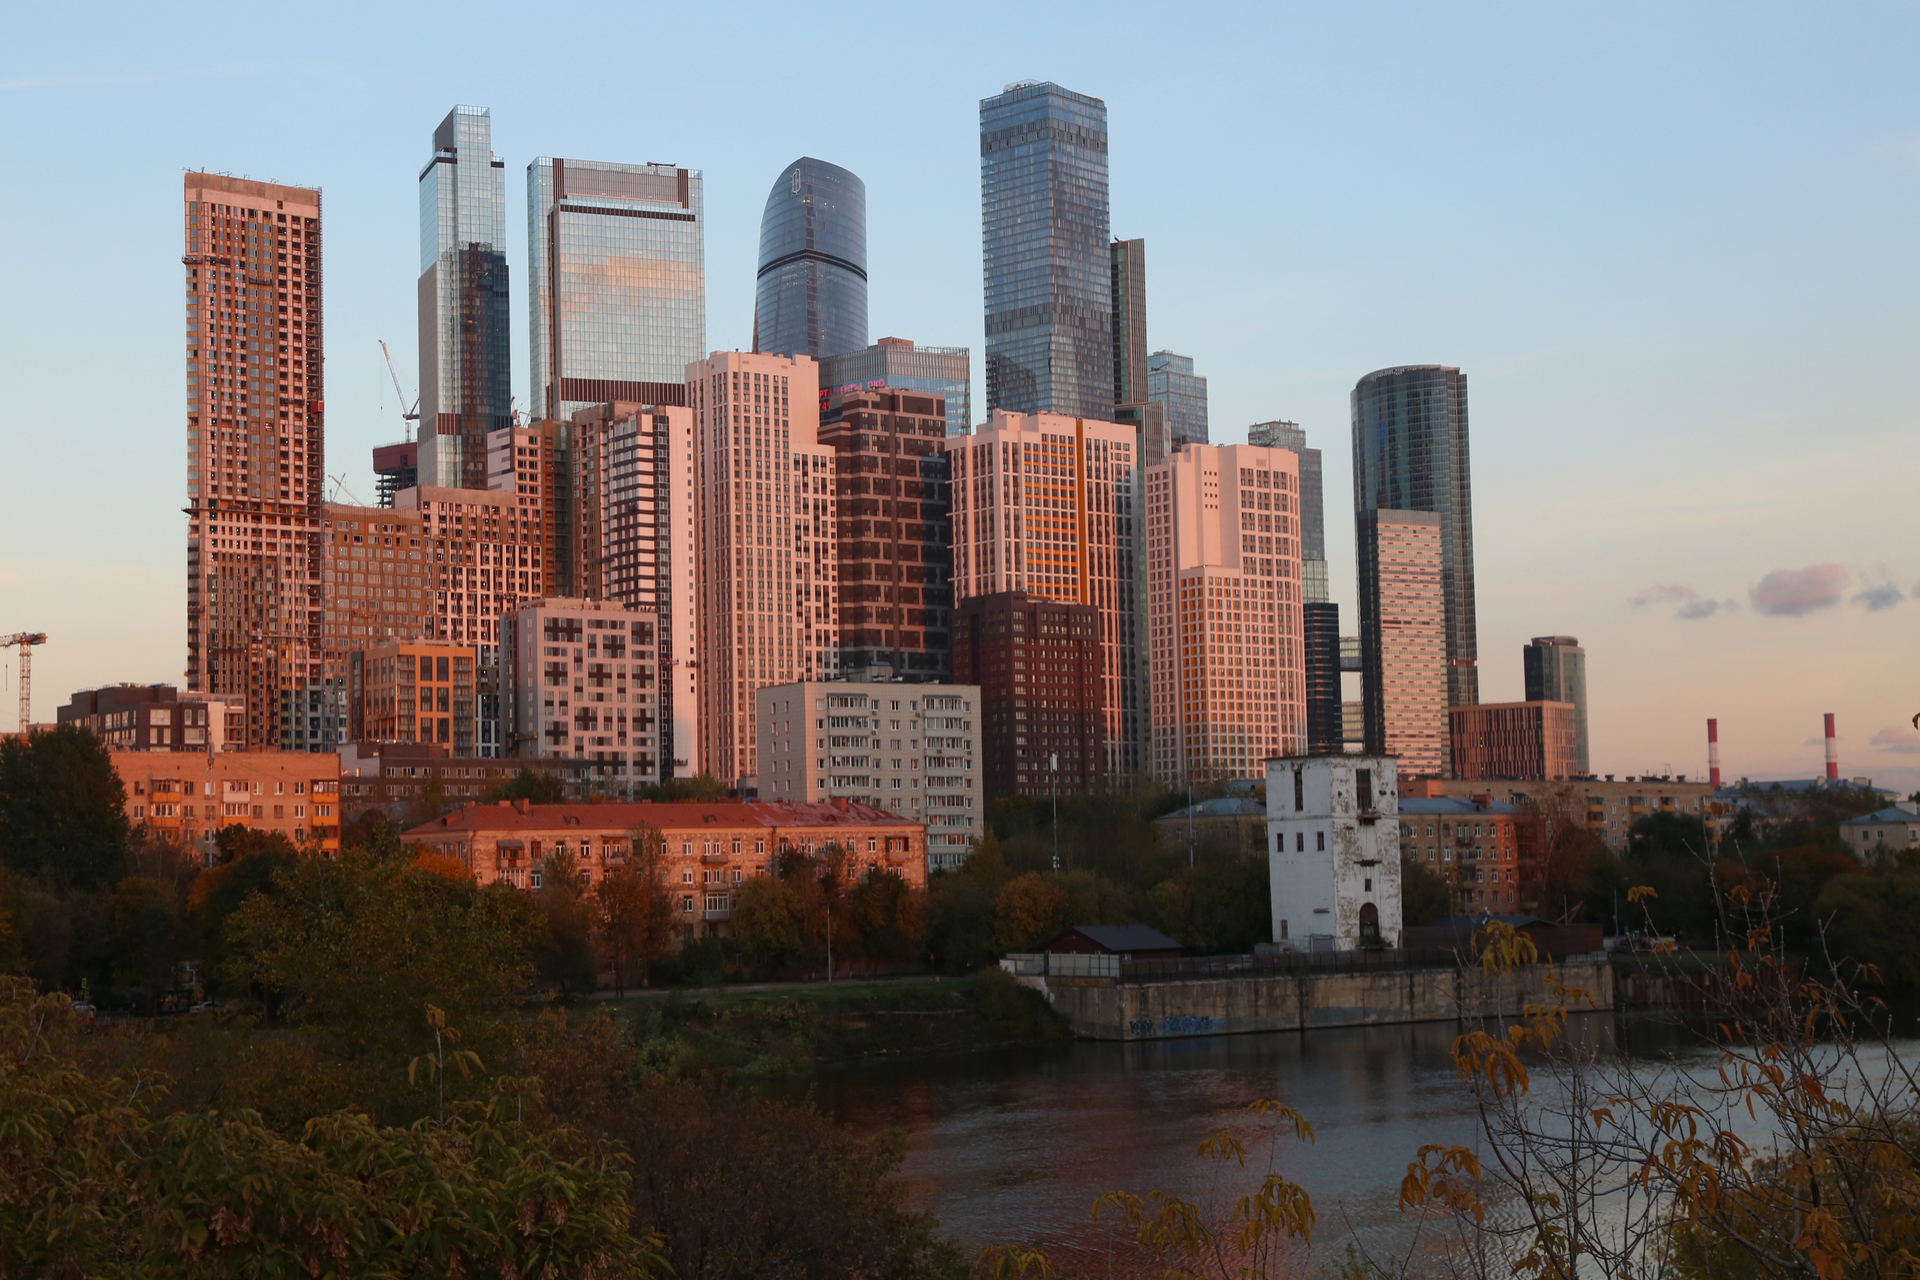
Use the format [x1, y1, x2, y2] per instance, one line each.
[589, 970, 1068, 1078]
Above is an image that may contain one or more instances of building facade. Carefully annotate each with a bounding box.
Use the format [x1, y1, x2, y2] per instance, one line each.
[183, 173, 324, 752]
[499, 597, 662, 792]
[756, 681, 981, 867]
[1524, 636, 1590, 775]
[418, 105, 511, 490]
[527, 157, 704, 420]
[1402, 776, 1723, 855]
[1448, 700, 1581, 782]
[754, 157, 867, 363]
[945, 409, 1142, 775]
[60, 685, 244, 754]
[1144, 444, 1306, 783]
[686, 352, 839, 788]
[981, 81, 1112, 419]
[1148, 351, 1208, 449]
[347, 641, 479, 754]
[1111, 238, 1148, 411]
[407, 800, 928, 941]
[373, 441, 418, 508]
[1247, 421, 1327, 605]
[819, 338, 972, 436]
[952, 591, 1104, 801]
[1399, 795, 1538, 913]
[820, 388, 953, 681]
[1303, 602, 1342, 755]
[1358, 509, 1447, 777]
[116, 750, 341, 858]
[1352, 365, 1478, 708]
[1265, 754, 1401, 950]
[339, 743, 597, 823]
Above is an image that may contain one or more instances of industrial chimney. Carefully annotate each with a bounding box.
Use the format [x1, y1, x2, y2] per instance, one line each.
[1824, 713, 1838, 782]
[1707, 719, 1721, 789]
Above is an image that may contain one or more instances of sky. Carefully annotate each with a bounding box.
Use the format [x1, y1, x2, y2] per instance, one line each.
[2, 1, 1916, 789]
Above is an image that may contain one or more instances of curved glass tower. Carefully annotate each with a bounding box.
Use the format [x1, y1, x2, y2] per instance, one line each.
[753, 158, 867, 360]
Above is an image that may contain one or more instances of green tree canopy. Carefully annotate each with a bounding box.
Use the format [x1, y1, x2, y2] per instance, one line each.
[480, 768, 565, 806]
[0, 723, 130, 889]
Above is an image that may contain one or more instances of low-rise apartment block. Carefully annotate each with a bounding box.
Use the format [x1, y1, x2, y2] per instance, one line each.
[1399, 795, 1540, 913]
[1401, 775, 1722, 853]
[338, 742, 596, 823]
[115, 750, 341, 857]
[756, 680, 981, 867]
[347, 641, 478, 752]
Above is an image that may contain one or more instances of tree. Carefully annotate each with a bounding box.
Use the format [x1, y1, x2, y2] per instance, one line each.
[994, 873, 1067, 952]
[844, 869, 927, 962]
[407, 770, 451, 827]
[481, 767, 565, 806]
[536, 850, 600, 1000]
[598, 827, 677, 993]
[641, 774, 729, 803]
[0, 723, 129, 890]
[1399, 854, 1449, 927]
[729, 874, 803, 971]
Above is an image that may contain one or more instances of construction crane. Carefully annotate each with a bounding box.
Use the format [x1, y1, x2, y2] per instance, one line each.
[379, 340, 420, 442]
[2, 633, 46, 734]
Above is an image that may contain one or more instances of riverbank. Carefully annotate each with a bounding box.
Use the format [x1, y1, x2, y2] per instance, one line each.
[586, 971, 1070, 1078]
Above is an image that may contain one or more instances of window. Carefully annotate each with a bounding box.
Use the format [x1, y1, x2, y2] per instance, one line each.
[1316, 831, 1325, 852]
[1356, 769, 1373, 810]
[1295, 832, 1304, 852]
[1293, 768, 1304, 812]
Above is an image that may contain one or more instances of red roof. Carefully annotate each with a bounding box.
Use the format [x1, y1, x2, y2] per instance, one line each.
[405, 798, 918, 838]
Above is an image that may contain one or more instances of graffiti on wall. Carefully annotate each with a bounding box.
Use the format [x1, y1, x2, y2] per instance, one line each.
[1127, 1014, 1216, 1037]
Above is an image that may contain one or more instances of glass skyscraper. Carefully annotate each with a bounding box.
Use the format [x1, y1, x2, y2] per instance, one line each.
[419, 105, 511, 490]
[527, 158, 705, 420]
[980, 81, 1112, 419]
[1351, 365, 1478, 709]
[1248, 421, 1327, 604]
[754, 157, 866, 362]
[819, 338, 971, 435]
[1111, 238, 1148, 407]
[1525, 635, 1590, 774]
[1148, 351, 1208, 448]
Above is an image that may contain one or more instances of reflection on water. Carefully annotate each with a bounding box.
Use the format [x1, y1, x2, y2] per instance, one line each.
[808, 1012, 1642, 1273]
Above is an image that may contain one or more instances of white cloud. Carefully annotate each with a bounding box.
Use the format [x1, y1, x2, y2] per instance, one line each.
[1750, 564, 1848, 617]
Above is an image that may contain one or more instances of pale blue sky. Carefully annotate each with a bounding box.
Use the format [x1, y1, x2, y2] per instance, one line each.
[3, 2, 1915, 787]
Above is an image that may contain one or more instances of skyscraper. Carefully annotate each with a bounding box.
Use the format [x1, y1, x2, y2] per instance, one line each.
[1143, 444, 1306, 783]
[981, 81, 1112, 419]
[1148, 351, 1208, 448]
[1248, 421, 1327, 604]
[944, 410, 1142, 776]
[754, 158, 866, 362]
[1303, 601, 1342, 754]
[183, 174, 325, 751]
[1524, 636, 1589, 774]
[820, 338, 971, 435]
[528, 158, 706, 419]
[685, 351, 839, 789]
[1357, 509, 1447, 777]
[1111, 238, 1148, 408]
[419, 106, 511, 490]
[1351, 365, 1478, 707]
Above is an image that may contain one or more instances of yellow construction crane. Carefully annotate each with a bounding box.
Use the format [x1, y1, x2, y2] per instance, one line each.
[379, 340, 419, 442]
[2, 632, 47, 734]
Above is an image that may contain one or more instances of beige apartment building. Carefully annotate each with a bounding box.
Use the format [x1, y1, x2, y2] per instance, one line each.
[1144, 443, 1306, 784]
[183, 174, 325, 751]
[1360, 509, 1447, 777]
[1403, 775, 1724, 853]
[500, 597, 662, 791]
[115, 750, 342, 857]
[686, 352, 840, 789]
[944, 410, 1142, 776]
[756, 681, 982, 867]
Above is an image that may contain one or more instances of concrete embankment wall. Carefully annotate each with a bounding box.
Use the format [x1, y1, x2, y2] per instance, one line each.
[1043, 960, 1614, 1041]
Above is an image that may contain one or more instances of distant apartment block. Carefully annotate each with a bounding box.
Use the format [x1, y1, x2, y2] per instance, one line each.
[347, 641, 479, 754]
[116, 750, 341, 857]
[59, 685, 244, 754]
[1358, 509, 1447, 777]
[756, 680, 981, 867]
[1524, 636, 1590, 775]
[372, 441, 418, 508]
[952, 591, 1104, 801]
[500, 597, 662, 792]
[339, 742, 599, 823]
[1448, 700, 1581, 781]
[1402, 775, 1723, 854]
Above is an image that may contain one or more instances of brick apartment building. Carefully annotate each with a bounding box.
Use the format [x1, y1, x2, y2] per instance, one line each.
[952, 590, 1103, 800]
[115, 750, 341, 857]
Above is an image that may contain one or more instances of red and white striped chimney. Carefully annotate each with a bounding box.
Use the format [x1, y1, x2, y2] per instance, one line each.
[1824, 713, 1838, 781]
[1707, 719, 1721, 788]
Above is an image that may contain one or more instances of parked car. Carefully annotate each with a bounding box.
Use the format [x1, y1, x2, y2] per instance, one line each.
[69, 1001, 97, 1031]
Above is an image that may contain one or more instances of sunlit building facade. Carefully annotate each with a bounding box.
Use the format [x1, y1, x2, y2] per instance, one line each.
[1358, 509, 1447, 777]
[754, 157, 867, 362]
[819, 338, 972, 436]
[1248, 420, 1327, 605]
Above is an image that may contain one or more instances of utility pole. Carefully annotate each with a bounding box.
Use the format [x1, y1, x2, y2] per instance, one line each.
[1, 633, 47, 734]
[1050, 752, 1060, 872]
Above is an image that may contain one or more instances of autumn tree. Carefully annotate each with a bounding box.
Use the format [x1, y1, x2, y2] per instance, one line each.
[598, 827, 677, 993]
[535, 849, 599, 999]
[993, 872, 1066, 952]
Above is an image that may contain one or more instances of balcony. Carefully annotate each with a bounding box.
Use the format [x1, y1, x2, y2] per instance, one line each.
[702, 906, 732, 921]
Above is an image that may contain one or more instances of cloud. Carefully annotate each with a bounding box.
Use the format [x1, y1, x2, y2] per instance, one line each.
[1871, 726, 1920, 754]
[1749, 564, 1847, 617]
[1852, 583, 1905, 612]
[1630, 584, 1735, 621]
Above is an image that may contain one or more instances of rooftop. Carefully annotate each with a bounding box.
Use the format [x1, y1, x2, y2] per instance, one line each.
[1400, 797, 1526, 816]
[408, 798, 917, 836]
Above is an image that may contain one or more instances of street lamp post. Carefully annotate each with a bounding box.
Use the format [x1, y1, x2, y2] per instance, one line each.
[1050, 752, 1060, 872]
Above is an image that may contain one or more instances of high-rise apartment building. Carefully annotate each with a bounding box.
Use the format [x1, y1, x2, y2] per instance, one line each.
[953, 591, 1104, 801]
[945, 409, 1142, 775]
[527, 158, 704, 419]
[1523, 636, 1590, 775]
[686, 352, 839, 788]
[419, 106, 511, 490]
[347, 641, 478, 754]
[820, 338, 972, 435]
[820, 388, 952, 681]
[1143, 444, 1305, 783]
[756, 680, 982, 866]
[500, 597, 662, 790]
[1303, 602, 1342, 755]
[183, 174, 325, 752]
[754, 158, 866, 363]
[1351, 365, 1478, 707]
[1148, 351, 1208, 449]
[1248, 421, 1327, 605]
[1358, 509, 1447, 777]
[1448, 701, 1581, 782]
[981, 81, 1112, 419]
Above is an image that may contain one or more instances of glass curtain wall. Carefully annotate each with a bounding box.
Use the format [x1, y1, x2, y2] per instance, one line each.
[753, 157, 867, 362]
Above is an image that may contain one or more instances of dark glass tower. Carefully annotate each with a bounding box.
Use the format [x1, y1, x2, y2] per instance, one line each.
[1149, 351, 1208, 447]
[1524, 636, 1589, 774]
[418, 105, 510, 490]
[980, 81, 1111, 419]
[1304, 602, 1342, 754]
[754, 157, 867, 361]
[1351, 365, 1478, 709]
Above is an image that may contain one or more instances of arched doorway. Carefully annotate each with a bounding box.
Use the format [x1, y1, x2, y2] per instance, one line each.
[1358, 901, 1381, 942]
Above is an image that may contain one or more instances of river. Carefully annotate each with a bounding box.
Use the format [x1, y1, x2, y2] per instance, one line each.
[807, 1012, 1709, 1276]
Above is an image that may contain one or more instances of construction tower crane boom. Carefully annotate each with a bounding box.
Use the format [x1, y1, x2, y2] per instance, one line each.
[2, 633, 47, 734]
[379, 340, 420, 441]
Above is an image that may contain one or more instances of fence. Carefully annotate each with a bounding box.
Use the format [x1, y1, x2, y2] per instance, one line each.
[1119, 948, 1461, 984]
